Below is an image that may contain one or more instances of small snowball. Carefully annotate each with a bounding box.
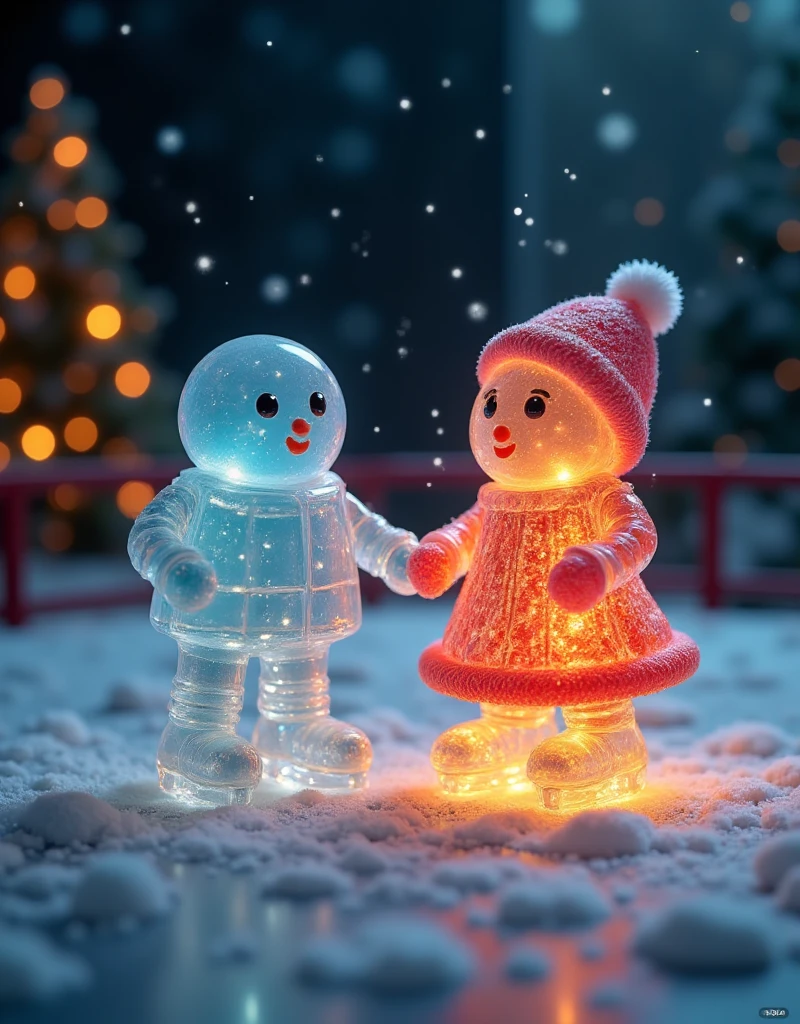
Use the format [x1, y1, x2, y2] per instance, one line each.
[0, 927, 90, 1001]
[261, 865, 351, 900]
[31, 711, 91, 746]
[754, 832, 800, 891]
[545, 810, 654, 859]
[716, 777, 780, 805]
[72, 854, 172, 924]
[504, 944, 551, 982]
[775, 865, 800, 914]
[763, 757, 800, 789]
[497, 874, 610, 930]
[635, 898, 774, 974]
[297, 917, 474, 994]
[338, 844, 387, 876]
[18, 792, 136, 846]
[0, 842, 25, 870]
[704, 723, 790, 758]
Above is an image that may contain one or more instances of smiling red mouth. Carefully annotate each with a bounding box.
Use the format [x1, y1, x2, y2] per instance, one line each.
[286, 437, 310, 456]
[494, 442, 516, 459]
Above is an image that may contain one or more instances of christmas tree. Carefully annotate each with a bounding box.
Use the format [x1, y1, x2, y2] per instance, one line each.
[0, 68, 179, 551]
[684, 31, 800, 459]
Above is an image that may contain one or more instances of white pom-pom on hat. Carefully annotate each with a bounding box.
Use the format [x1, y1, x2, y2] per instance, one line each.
[605, 259, 683, 337]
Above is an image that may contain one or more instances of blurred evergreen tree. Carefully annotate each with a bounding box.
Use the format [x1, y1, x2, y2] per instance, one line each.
[0, 68, 179, 552]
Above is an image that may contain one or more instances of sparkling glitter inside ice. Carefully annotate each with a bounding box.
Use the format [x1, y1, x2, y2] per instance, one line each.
[408, 261, 699, 810]
[129, 335, 417, 805]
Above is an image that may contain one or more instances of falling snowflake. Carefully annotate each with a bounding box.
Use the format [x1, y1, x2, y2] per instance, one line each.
[441, 78, 451, 88]
[196, 255, 214, 272]
[451, 267, 463, 279]
[475, 128, 486, 139]
[120, 23, 131, 35]
[185, 201, 198, 214]
[331, 208, 341, 218]
[602, 85, 611, 96]
[261, 275, 290, 303]
[704, 398, 713, 407]
[298, 274, 312, 286]
[513, 207, 522, 216]
[156, 127, 184, 155]
[525, 217, 535, 226]
[503, 84, 512, 94]
[467, 302, 488, 321]
[397, 346, 409, 358]
[433, 457, 443, 467]
[362, 363, 371, 373]
[431, 409, 440, 418]
[399, 98, 412, 110]
[425, 204, 435, 213]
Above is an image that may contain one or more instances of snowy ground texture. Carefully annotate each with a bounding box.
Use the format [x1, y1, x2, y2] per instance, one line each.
[0, 592, 799, 1024]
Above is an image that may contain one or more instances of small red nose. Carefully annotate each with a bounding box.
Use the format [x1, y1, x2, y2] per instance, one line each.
[292, 418, 311, 436]
[493, 424, 511, 443]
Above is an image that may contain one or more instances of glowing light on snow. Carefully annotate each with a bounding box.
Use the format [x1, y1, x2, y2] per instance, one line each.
[467, 302, 488, 321]
[156, 127, 184, 155]
[596, 112, 637, 151]
[399, 98, 412, 110]
[260, 275, 290, 303]
[196, 256, 214, 272]
[451, 268, 463, 279]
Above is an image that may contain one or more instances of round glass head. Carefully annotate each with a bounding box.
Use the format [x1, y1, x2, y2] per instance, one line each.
[178, 334, 346, 487]
[469, 360, 619, 489]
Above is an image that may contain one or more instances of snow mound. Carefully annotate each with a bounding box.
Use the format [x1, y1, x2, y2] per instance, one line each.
[337, 843, 387, 876]
[754, 832, 800, 890]
[0, 927, 90, 1001]
[17, 792, 140, 846]
[703, 722, 792, 758]
[261, 865, 351, 900]
[775, 865, 800, 913]
[763, 757, 800, 789]
[543, 810, 654, 859]
[635, 897, 774, 974]
[432, 859, 502, 893]
[297, 917, 474, 994]
[30, 711, 91, 746]
[0, 843, 25, 870]
[497, 873, 610, 930]
[72, 854, 172, 924]
[451, 812, 533, 850]
[504, 944, 551, 982]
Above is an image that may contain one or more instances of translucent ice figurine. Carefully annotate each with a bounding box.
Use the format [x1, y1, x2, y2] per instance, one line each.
[129, 335, 417, 805]
[408, 261, 700, 810]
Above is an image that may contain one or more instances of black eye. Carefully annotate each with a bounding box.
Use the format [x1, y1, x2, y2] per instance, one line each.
[483, 394, 497, 419]
[524, 395, 546, 419]
[310, 392, 326, 417]
[256, 393, 279, 418]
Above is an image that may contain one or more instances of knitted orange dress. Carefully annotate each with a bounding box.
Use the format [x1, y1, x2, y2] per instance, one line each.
[419, 475, 699, 708]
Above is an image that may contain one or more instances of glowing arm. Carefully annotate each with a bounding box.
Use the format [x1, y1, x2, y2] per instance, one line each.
[407, 502, 484, 599]
[548, 482, 657, 613]
[127, 482, 217, 612]
[346, 493, 418, 596]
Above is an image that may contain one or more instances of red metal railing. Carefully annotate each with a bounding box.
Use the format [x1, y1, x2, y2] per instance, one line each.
[1, 452, 800, 625]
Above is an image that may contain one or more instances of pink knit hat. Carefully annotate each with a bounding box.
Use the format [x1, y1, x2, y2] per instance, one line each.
[477, 260, 683, 475]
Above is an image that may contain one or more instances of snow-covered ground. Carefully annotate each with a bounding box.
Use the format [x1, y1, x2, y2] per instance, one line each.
[0, 593, 799, 1023]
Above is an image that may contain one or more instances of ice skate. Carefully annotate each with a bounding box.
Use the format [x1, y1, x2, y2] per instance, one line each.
[432, 704, 557, 795]
[253, 652, 372, 790]
[527, 699, 647, 812]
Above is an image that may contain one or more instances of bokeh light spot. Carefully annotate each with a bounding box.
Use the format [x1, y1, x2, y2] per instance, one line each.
[21, 424, 56, 461]
[86, 304, 121, 339]
[52, 483, 82, 511]
[775, 358, 800, 391]
[730, 1, 751, 21]
[0, 443, 9, 472]
[30, 78, 65, 109]
[117, 480, 154, 518]
[634, 198, 665, 227]
[47, 199, 77, 230]
[777, 220, 800, 253]
[63, 362, 97, 394]
[54, 136, 88, 168]
[40, 518, 74, 553]
[0, 378, 23, 414]
[115, 362, 151, 398]
[4, 266, 36, 300]
[75, 197, 108, 228]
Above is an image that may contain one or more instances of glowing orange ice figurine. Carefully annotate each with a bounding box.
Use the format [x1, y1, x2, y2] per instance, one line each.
[408, 260, 700, 810]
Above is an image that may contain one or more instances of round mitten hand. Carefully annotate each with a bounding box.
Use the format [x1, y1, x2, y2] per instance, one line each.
[548, 546, 608, 613]
[384, 540, 418, 596]
[161, 551, 218, 612]
[408, 541, 456, 599]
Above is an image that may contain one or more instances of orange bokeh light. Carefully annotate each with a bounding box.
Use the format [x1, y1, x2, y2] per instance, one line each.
[130, 306, 158, 332]
[4, 266, 36, 300]
[778, 139, 800, 169]
[63, 362, 98, 394]
[30, 78, 65, 110]
[115, 362, 151, 398]
[1, 215, 37, 253]
[75, 197, 108, 228]
[41, 518, 74, 553]
[53, 136, 88, 168]
[634, 197, 665, 227]
[51, 483, 82, 511]
[0, 442, 9, 472]
[21, 424, 56, 461]
[730, 1, 751, 20]
[86, 304, 121, 340]
[64, 416, 98, 452]
[116, 481, 154, 519]
[775, 358, 800, 392]
[103, 437, 138, 459]
[0, 318, 6, 343]
[777, 220, 800, 253]
[47, 199, 77, 231]
[0, 378, 23, 414]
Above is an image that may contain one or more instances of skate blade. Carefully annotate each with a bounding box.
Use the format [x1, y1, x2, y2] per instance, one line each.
[533, 765, 647, 813]
[437, 761, 530, 796]
[158, 766, 256, 807]
[261, 757, 368, 792]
